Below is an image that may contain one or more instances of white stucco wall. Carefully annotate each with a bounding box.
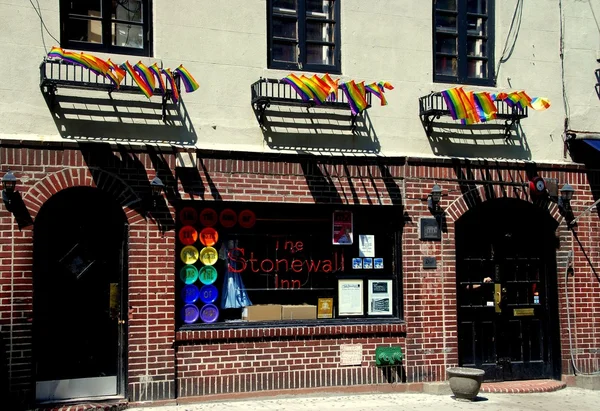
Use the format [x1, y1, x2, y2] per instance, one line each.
[0, 0, 598, 163]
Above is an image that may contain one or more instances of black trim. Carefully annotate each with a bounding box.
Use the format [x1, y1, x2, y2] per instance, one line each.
[268, 0, 341, 74]
[60, 0, 153, 57]
[433, 0, 495, 86]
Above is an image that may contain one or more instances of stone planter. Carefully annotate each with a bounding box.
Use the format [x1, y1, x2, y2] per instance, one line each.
[447, 367, 485, 401]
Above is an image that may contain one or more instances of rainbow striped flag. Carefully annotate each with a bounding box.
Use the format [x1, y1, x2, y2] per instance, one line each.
[282, 73, 314, 101]
[365, 82, 388, 106]
[149, 63, 167, 92]
[134, 61, 156, 92]
[174, 65, 199, 92]
[162, 68, 180, 103]
[321, 74, 339, 101]
[300, 75, 329, 104]
[530, 97, 551, 110]
[121, 61, 153, 98]
[441, 87, 472, 121]
[472, 92, 497, 122]
[107, 59, 126, 85]
[339, 80, 369, 115]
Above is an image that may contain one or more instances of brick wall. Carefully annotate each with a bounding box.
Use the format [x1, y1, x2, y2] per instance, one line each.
[1, 142, 600, 406]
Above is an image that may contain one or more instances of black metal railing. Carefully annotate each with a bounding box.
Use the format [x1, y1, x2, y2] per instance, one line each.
[40, 58, 180, 121]
[251, 78, 372, 129]
[419, 92, 528, 140]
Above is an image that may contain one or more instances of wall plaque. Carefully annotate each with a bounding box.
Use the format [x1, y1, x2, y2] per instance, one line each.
[340, 344, 363, 366]
[423, 257, 437, 269]
[420, 218, 441, 241]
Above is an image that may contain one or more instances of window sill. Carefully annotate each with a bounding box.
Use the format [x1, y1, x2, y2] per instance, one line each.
[175, 319, 406, 343]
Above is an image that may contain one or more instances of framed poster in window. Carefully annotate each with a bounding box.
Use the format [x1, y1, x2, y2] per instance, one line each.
[338, 279, 363, 316]
[332, 210, 353, 245]
[368, 280, 393, 315]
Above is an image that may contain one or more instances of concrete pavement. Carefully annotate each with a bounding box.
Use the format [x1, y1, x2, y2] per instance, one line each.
[128, 388, 600, 411]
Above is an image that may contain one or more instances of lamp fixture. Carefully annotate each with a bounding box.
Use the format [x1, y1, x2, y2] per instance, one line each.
[150, 176, 165, 208]
[2, 170, 17, 206]
[558, 183, 575, 211]
[428, 184, 443, 213]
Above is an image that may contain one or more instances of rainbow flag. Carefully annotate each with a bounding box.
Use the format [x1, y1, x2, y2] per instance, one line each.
[491, 92, 508, 101]
[134, 61, 156, 92]
[300, 75, 329, 104]
[472, 91, 497, 122]
[121, 61, 153, 98]
[311, 75, 332, 98]
[339, 80, 369, 115]
[174, 65, 199, 92]
[282, 73, 314, 101]
[365, 83, 387, 106]
[441, 87, 470, 120]
[162, 68, 180, 103]
[321, 74, 339, 101]
[149, 63, 167, 92]
[107, 59, 126, 85]
[378, 81, 394, 91]
[356, 81, 367, 100]
[48, 47, 103, 76]
[530, 97, 551, 110]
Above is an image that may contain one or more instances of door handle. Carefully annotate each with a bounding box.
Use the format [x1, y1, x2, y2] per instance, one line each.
[118, 319, 126, 325]
[494, 283, 502, 313]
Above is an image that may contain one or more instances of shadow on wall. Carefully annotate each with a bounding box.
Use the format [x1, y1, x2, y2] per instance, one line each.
[256, 106, 380, 154]
[425, 120, 532, 160]
[42, 92, 197, 145]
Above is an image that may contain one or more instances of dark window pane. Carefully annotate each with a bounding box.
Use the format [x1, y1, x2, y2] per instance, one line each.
[468, 0, 487, 14]
[436, 0, 457, 11]
[436, 34, 457, 54]
[273, 41, 297, 62]
[66, 1, 102, 16]
[436, 55, 457, 76]
[112, 0, 143, 23]
[306, 0, 333, 15]
[273, 17, 297, 39]
[66, 17, 103, 44]
[112, 23, 143, 49]
[307, 21, 334, 42]
[468, 58, 488, 78]
[307, 44, 334, 65]
[467, 37, 486, 57]
[273, 0, 297, 10]
[467, 16, 486, 36]
[436, 14, 457, 33]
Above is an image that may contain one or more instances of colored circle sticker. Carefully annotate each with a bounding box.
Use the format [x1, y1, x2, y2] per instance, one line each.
[199, 246, 218, 266]
[199, 227, 218, 247]
[182, 304, 200, 324]
[199, 266, 218, 285]
[200, 304, 219, 323]
[219, 209, 237, 228]
[200, 284, 218, 304]
[182, 284, 200, 304]
[178, 225, 198, 245]
[179, 265, 199, 284]
[238, 210, 256, 228]
[199, 208, 218, 227]
[179, 207, 197, 225]
[180, 245, 199, 265]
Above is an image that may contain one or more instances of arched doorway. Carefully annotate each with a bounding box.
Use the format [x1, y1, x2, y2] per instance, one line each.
[33, 187, 128, 402]
[456, 198, 560, 381]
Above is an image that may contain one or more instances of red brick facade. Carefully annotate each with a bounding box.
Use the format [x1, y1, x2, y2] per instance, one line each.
[1, 142, 599, 407]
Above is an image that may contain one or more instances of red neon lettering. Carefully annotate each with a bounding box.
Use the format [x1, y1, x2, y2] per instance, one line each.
[227, 248, 246, 273]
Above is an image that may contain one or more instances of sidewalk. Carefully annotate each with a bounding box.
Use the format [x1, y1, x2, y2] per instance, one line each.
[127, 388, 600, 411]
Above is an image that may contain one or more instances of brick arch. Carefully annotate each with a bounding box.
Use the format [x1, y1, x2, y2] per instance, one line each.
[444, 184, 563, 226]
[22, 167, 145, 225]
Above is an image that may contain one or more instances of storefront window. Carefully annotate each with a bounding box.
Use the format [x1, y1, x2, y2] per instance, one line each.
[175, 202, 402, 328]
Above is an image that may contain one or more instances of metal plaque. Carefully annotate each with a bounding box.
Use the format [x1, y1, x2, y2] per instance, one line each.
[513, 308, 535, 317]
[423, 257, 437, 269]
[420, 218, 441, 241]
[340, 344, 363, 366]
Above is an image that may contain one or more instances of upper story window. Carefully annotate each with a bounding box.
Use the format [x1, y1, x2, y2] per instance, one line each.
[268, 0, 341, 74]
[60, 0, 152, 57]
[434, 0, 495, 86]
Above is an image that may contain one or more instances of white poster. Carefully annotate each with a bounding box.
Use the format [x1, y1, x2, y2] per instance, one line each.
[368, 280, 393, 315]
[359, 235, 375, 257]
[338, 279, 363, 316]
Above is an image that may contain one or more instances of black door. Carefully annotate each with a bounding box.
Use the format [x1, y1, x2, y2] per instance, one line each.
[33, 187, 127, 401]
[456, 198, 559, 381]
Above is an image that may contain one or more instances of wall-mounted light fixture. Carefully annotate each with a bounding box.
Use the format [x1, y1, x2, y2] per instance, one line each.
[2, 170, 17, 206]
[149, 176, 165, 208]
[427, 184, 443, 214]
[558, 183, 575, 212]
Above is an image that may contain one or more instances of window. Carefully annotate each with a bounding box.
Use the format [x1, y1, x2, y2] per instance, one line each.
[434, 0, 495, 85]
[175, 202, 402, 328]
[268, 0, 341, 74]
[60, 0, 152, 56]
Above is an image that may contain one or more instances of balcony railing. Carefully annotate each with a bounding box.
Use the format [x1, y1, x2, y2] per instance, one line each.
[40, 58, 180, 122]
[251, 78, 372, 131]
[419, 92, 528, 140]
